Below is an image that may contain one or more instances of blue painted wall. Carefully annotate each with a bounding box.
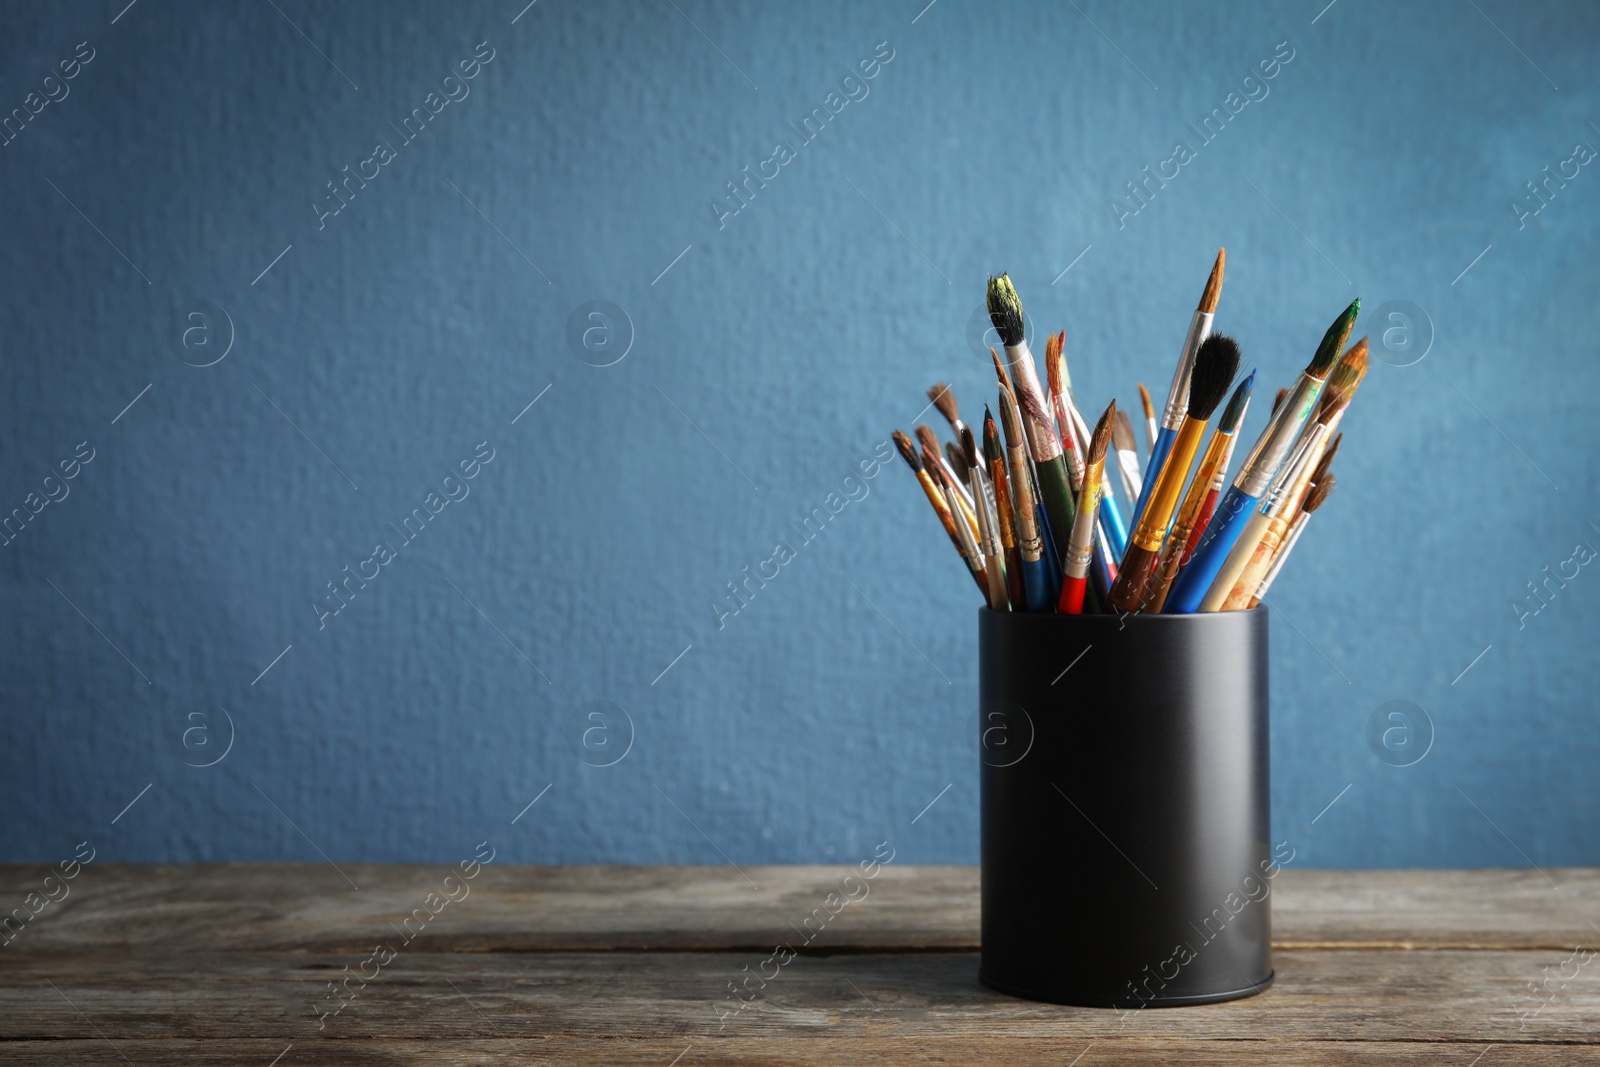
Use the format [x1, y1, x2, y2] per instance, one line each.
[2, 0, 1596, 869]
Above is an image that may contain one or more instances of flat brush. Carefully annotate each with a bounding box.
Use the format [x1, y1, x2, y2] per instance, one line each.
[1137, 382, 1157, 459]
[1251, 472, 1336, 607]
[989, 280, 1078, 572]
[985, 407, 1027, 610]
[1153, 369, 1254, 610]
[1135, 249, 1224, 526]
[1204, 384, 1348, 612]
[1108, 333, 1240, 613]
[1165, 297, 1359, 613]
[996, 382, 1052, 613]
[964, 425, 1009, 611]
[894, 431, 983, 594]
[1059, 401, 1115, 614]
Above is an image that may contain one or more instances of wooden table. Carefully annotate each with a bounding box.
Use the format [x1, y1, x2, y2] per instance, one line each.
[1, 864, 1597, 1064]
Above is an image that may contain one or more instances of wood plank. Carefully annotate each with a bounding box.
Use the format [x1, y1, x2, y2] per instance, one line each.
[0, 1038, 1594, 1067]
[2, 865, 1595, 953]
[2, 950, 1596, 1044]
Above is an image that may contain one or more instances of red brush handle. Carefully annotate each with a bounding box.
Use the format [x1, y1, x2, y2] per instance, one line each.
[1059, 575, 1087, 615]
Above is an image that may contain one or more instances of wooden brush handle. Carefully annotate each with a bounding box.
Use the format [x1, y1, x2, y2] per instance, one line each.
[1223, 517, 1288, 610]
[1106, 544, 1161, 614]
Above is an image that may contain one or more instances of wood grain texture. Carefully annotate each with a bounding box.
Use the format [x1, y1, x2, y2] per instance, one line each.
[4, 865, 1596, 953]
[1, 865, 1596, 1064]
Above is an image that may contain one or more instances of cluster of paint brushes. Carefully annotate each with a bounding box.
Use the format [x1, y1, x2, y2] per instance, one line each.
[893, 251, 1367, 615]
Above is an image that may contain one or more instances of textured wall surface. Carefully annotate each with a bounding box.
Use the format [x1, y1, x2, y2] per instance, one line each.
[2, 0, 1596, 868]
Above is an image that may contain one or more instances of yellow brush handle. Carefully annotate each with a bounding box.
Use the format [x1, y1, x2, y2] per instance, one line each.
[1131, 418, 1206, 552]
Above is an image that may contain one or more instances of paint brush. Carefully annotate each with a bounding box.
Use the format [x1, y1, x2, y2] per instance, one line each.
[1111, 410, 1143, 508]
[1271, 387, 1288, 416]
[1107, 333, 1240, 613]
[1151, 369, 1255, 610]
[929, 382, 967, 445]
[927, 439, 991, 596]
[965, 425, 1009, 611]
[989, 278, 1078, 572]
[916, 424, 976, 531]
[1137, 382, 1157, 459]
[894, 431, 983, 594]
[1226, 414, 1343, 612]
[985, 406, 1027, 611]
[996, 381, 1052, 612]
[1250, 472, 1336, 607]
[1164, 297, 1359, 613]
[1135, 249, 1225, 526]
[1059, 401, 1115, 614]
[1204, 384, 1348, 611]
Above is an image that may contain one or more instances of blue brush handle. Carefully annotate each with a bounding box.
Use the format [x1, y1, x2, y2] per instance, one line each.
[1021, 557, 1052, 614]
[1162, 485, 1260, 613]
[1035, 499, 1064, 605]
[1100, 489, 1128, 558]
[1131, 426, 1176, 529]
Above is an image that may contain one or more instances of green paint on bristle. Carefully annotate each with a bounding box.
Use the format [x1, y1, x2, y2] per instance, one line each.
[1219, 370, 1256, 434]
[1310, 298, 1360, 377]
[986, 273, 1025, 348]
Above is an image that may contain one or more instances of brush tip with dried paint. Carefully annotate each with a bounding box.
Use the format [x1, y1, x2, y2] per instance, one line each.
[1186, 333, 1241, 420]
[1328, 337, 1370, 398]
[914, 424, 943, 460]
[893, 430, 923, 471]
[987, 274, 1025, 348]
[1219, 369, 1255, 433]
[1199, 248, 1226, 314]
[1309, 298, 1361, 378]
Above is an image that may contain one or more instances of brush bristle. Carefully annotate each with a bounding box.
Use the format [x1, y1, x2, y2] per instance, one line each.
[1045, 333, 1064, 396]
[961, 425, 980, 472]
[893, 430, 922, 471]
[1219, 370, 1255, 433]
[1308, 298, 1361, 377]
[989, 347, 1011, 389]
[928, 382, 958, 425]
[1305, 472, 1336, 512]
[1328, 338, 1370, 398]
[1187, 334, 1241, 419]
[1310, 432, 1341, 486]
[1315, 385, 1347, 425]
[914, 424, 942, 460]
[1271, 387, 1288, 416]
[996, 382, 1025, 449]
[987, 274, 1025, 347]
[1112, 410, 1138, 453]
[1137, 382, 1154, 421]
[983, 407, 1002, 462]
[1199, 248, 1226, 315]
[1088, 401, 1115, 465]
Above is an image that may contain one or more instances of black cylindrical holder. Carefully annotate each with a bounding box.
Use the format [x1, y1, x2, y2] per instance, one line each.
[978, 606, 1273, 1007]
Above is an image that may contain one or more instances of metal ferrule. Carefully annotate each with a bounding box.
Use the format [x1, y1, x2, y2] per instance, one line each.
[1264, 425, 1328, 519]
[945, 482, 982, 569]
[1236, 372, 1326, 498]
[1159, 310, 1213, 431]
